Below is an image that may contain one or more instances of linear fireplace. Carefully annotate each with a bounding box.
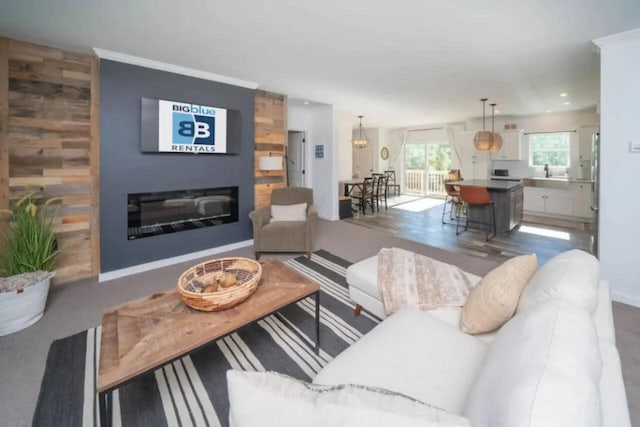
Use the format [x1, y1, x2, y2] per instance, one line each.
[127, 186, 238, 240]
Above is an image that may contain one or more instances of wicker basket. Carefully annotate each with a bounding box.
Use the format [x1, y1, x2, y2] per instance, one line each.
[177, 257, 262, 312]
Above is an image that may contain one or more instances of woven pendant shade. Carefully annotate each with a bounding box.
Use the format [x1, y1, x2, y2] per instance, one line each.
[474, 130, 494, 150]
[474, 98, 492, 151]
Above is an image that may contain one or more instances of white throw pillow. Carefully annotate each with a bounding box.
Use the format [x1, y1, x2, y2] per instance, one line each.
[270, 203, 307, 222]
[518, 249, 600, 314]
[463, 299, 603, 427]
[227, 370, 471, 427]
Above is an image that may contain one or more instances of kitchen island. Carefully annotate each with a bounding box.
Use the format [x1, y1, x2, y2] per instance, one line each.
[454, 179, 523, 233]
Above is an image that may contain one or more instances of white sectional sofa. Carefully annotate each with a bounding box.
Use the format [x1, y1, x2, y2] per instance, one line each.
[314, 250, 631, 426]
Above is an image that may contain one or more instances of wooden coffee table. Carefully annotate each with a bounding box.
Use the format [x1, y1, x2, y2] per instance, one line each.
[97, 259, 320, 427]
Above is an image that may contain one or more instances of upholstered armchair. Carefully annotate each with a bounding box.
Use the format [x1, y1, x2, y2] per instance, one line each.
[249, 187, 317, 260]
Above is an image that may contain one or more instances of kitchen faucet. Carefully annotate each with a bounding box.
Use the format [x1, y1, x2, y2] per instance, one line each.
[544, 164, 551, 178]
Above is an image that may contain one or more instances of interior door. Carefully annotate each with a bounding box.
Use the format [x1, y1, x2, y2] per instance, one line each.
[287, 131, 305, 188]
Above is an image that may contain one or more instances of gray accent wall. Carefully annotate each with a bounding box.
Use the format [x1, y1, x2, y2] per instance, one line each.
[100, 60, 254, 272]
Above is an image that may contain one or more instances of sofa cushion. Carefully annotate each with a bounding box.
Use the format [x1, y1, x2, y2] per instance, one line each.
[517, 249, 600, 313]
[228, 370, 471, 427]
[463, 299, 603, 427]
[314, 307, 488, 414]
[459, 254, 537, 334]
[270, 202, 307, 222]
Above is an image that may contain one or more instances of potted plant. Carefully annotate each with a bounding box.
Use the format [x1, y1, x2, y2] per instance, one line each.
[0, 192, 60, 336]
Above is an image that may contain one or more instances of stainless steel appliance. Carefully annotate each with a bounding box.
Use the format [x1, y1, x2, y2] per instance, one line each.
[591, 133, 600, 257]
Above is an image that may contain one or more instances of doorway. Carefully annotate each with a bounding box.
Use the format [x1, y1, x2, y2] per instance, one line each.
[287, 131, 306, 187]
[403, 142, 452, 196]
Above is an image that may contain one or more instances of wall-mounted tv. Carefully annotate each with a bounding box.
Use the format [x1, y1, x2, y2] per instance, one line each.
[141, 97, 240, 154]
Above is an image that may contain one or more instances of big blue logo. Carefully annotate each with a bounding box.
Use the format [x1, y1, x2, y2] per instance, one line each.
[172, 104, 215, 145]
[157, 100, 227, 153]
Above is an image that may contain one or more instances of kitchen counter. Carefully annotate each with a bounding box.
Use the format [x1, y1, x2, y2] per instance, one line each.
[455, 179, 523, 191]
[454, 179, 523, 233]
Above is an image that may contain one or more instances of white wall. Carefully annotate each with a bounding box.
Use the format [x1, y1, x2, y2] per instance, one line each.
[287, 103, 338, 220]
[595, 29, 640, 307]
[352, 127, 377, 176]
[336, 111, 354, 181]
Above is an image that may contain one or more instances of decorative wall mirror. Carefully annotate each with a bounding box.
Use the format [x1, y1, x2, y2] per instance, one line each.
[380, 147, 389, 160]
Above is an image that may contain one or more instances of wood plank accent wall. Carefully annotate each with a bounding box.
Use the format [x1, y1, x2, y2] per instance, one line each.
[254, 90, 286, 208]
[0, 38, 99, 284]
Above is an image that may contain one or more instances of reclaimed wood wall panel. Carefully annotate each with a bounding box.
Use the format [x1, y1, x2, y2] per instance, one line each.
[254, 90, 286, 208]
[0, 38, 98, 284]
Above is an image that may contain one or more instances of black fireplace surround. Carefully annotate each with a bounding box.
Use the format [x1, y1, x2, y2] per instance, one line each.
[127, 186, 238, 240]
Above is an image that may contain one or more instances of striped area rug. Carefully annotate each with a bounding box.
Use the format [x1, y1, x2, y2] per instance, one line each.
[33, 250, 380, 427]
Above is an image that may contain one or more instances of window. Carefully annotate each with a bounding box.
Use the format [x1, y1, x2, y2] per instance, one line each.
[529, 132, 571, 167]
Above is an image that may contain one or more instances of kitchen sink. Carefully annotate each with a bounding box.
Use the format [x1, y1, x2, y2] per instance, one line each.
[523, 177, 571, 189]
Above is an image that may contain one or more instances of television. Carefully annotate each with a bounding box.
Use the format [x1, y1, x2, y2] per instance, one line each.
[140, 97, 240, 154]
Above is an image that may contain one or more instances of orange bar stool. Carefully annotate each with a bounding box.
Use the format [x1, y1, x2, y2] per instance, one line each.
[456, 186, 496, 241]
[442, 182, 462, 224]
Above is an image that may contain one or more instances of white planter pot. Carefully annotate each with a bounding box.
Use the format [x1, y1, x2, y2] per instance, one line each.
[0, 274, 52, 336]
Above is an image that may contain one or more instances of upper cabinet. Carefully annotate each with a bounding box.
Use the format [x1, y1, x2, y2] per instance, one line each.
[455, 131, 489, 180]
[490, 130, 523, 161]
[577, 125, 599, 161]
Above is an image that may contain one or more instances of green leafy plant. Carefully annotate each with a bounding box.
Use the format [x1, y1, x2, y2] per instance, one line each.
[0, 192, 61, 276]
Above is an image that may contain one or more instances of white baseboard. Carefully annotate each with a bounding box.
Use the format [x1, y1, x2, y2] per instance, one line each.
[98, 239, 254, 283]
[611, 290, 640, 308]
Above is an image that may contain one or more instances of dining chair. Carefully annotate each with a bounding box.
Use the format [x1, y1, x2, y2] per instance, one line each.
[350, 177, 374, 214]
[372, 175, 388, 211]
[384, 170, 400, 196]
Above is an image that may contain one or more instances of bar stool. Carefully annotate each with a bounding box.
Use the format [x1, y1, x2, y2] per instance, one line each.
[456, 186, 496, 241]
[442, 182, 462, 224]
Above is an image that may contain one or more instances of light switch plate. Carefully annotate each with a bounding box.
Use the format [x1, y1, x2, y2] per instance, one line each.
[630, 141, 640, 153]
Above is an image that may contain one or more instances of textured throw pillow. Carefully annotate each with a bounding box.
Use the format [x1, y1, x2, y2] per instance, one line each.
[270, 203, 307, 222]
[459, 254, 537, 334]
[227, 370, 471, 427]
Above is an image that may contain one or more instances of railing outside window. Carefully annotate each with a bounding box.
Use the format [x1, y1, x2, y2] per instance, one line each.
[404, 170, 448, 195]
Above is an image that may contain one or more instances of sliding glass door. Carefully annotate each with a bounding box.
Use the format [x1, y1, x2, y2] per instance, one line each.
[404, 142, 452, 196]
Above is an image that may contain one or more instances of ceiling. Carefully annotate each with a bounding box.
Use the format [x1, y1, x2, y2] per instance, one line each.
[1, 0, 639, 127]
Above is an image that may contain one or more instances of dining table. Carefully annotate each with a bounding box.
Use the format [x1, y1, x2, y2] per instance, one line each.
[341, 178, 365, 197]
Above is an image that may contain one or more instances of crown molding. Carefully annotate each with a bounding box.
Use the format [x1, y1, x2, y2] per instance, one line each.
[593, 27, 640, 50]
[92, 48, 259, 89]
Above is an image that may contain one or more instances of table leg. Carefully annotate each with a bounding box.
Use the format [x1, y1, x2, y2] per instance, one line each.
[315, 291, 320, 354]
[99, 390, 112, 427]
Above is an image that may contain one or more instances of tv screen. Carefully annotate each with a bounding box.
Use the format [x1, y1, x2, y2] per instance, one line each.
[141, 97, 240, 154]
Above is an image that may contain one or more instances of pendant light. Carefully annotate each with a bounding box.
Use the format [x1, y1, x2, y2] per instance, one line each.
[352, 115, 368, 149]
[489, 103, 503, 151]
[473, 99, 493, 150]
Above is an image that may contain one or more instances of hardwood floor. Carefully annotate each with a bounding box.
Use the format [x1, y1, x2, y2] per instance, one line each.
[344, 195, 592, 266]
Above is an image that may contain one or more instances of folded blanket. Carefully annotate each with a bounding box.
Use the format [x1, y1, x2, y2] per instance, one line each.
[377, 247, 474, 316]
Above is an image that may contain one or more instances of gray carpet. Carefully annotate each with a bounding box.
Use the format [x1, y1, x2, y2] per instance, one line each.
[0, 219, 637, 426]
[32, 251, 378, 427]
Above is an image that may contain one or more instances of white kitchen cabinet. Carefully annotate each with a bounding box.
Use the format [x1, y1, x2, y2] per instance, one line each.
[456, 131, 489, 180]
[524, 187, 573, 216]
[490, 130, 523, 161]
[577, 126, 599, 162]
[572, 182, 593, 218]
[523, 187, 546, 212]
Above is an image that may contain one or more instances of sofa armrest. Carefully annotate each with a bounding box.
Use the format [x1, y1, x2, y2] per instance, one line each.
[307, 205, 318, 247]
[249, 206, 271, 229]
